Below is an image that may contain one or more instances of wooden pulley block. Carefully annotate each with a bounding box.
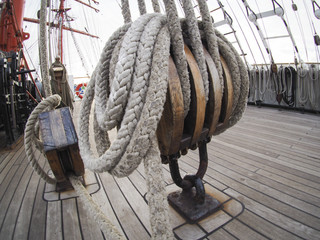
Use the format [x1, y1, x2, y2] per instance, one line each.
[203, 47, 223, 137]
[157, 44, 232, 158]
[156, 56, 184, 157]
[157, 43, 235, 222]
[214, 55, 234, 133]
[182, 44, 206, 149]
[39, 107, 85, 191]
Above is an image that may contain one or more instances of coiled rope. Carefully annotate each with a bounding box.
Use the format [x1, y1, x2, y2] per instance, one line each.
[25, 0, 248, 239]
[80, 13, 174, 239]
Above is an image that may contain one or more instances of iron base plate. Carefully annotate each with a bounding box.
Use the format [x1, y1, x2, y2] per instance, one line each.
[168, 188, 221, 223]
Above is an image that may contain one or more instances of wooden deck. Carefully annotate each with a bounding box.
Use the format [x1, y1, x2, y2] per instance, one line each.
[0, 104, 320, 239]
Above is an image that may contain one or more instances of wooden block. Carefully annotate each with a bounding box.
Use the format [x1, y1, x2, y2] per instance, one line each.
[216, 56, 233, 131]
[45, 150, 67, 182]
[157, 57, 184, 156]
[183, 44, 206, 147]
[203, 47, 222, 137]
[39, 107, 84, 183]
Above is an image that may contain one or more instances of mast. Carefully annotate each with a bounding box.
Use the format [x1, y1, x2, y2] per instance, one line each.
[58, 0, 65, 62]
[0, 0, 29, 52]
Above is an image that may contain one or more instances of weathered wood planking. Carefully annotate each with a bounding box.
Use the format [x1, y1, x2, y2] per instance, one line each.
[0, 165, 33, 239]
[28, 159, 47, 240]
[13, 156, 46, 240]
[62, 198, 83, 239]
[99, 173, 151, 240]
[0, 104, 320, 239]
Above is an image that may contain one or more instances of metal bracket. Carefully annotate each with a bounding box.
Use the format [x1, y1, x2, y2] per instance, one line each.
[166, 140, 221, 223]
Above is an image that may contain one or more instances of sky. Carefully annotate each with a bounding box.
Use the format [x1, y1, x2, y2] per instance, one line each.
[22, 0, 320, 83]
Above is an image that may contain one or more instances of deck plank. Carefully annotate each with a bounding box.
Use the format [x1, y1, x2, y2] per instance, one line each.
[0, 142, 25, 184]
[0, 162, 33, 239]
[207, 228, 237, 240]
[223, 219, 268, 240]
[206, 150, 320, 206]
[46, 201, 63, 240]
[115, 176, 152, 232]
[62, 198, 83, 239]
[191, 158, 320, 230]
[91, 176, 125, 237]
[237, 210, 303, 240]
[210, 141, 320, 190]
[220, 127, 320, 167]
[0, 105, 320, 239]
[225, 188, 320, 239]
[99, 172, 151, 240]
[213, 138, 320, 181]
[13, 166, 45, 239]
[28, 168, 47, 240]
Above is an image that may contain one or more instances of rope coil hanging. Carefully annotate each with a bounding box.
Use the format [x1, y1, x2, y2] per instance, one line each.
[79, 0, 248, 238]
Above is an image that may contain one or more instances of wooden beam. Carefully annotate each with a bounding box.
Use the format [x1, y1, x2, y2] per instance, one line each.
[23, 17, 99, 39]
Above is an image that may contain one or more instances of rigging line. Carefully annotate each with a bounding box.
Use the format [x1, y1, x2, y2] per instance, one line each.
[237, 0, 268, 65]
[276, 2, 302, 63]
[81, 2, 91, 33]
[158, 0, 165, 13]
[225, 0, 257, 66]
[48, 0, 53, 64]
[65, 13, 90, 77]
[254, 0, 272, 56]
[115, 0, 122, 9]
[242, 0, 274, 64]
[25, 39, 38, 51]
[315, 43, 320, 62]
[90, 13, 101, 62]
[303, 0, 320, 61]
[290, 0, 309, 61]
[192, 0, 201, 16]
[217, 0, 249, 68]
[88, 4, 100, 50]
[303, 0, 317, 34]
[282, 0, 299, 60]
[22, 42, 40, 77]
[312, 0, 320, 19]
[178, 0, 185, 17]
[66, 26, 72, 74]
[80, 4, 96, 68]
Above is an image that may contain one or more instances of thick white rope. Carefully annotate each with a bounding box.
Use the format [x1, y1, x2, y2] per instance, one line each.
[39, 0, 52, 97]
[81, 14, 167, 172]
[77, 1, 248, 239]
[196, 0, 224, 92]
[163, 0, 191, 116]
[69, 175, 125, 239]
[181, 0, 209, 101]
[121, 0, 132, 23]
[27, 1, 248, 239]
[137, 0, 147, 15]
[79, 14, 173, 239]
[215, 30, 249, 128]
[151, 0, 161, 13]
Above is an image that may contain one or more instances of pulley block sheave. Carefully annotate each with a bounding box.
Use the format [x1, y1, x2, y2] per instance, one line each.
[157, 41, 235, 223]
